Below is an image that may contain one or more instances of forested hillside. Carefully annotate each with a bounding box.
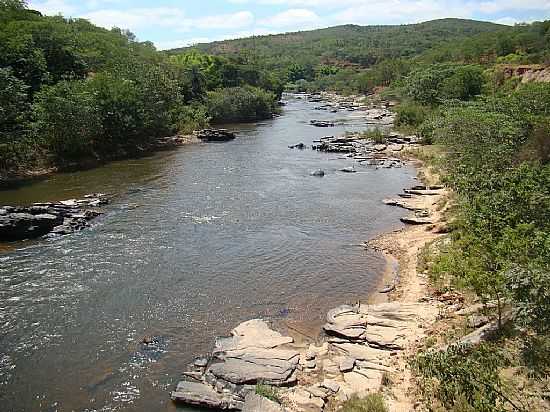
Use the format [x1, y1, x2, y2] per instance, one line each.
[174, 19, 503, 69]
[0, 0, 282, 179]
[178, 18, 549, 94]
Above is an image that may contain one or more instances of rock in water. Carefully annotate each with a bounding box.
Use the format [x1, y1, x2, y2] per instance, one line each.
[311, 169, 325, 177]
[310, 120, 335, 127]
[0, 194, 108, 241]
[340, 167, 356, 173]
[195, 128, 236, 142]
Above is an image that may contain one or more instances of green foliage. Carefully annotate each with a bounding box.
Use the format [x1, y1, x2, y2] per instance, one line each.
[395, 101, 430, 128]
[413, 344, 511, 412]
[176, 103, 210, 134]
[360, 128, 387, 144]
[0, 67, 29, 140]
[340, 393, 388, 412]
[404, 64, 484, 105]
[0, 2, 282, 173]
[206, 86, 277, 123]
[32, 79, 101, 159]
[255, 383, 280, 404]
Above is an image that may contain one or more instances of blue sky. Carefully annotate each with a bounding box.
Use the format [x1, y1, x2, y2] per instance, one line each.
[28, 0, 550, 50]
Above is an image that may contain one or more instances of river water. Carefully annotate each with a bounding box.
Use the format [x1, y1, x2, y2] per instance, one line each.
[0, 95, 416, 412]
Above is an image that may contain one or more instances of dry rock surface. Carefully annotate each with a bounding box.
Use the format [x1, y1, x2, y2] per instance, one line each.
[171, 301, 437, 411]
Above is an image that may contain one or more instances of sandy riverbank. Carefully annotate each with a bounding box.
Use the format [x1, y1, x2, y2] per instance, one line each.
[365, 157, 450, 411]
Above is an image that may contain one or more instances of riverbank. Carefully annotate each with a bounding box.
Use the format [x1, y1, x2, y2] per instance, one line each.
[0, 130, 232, 188]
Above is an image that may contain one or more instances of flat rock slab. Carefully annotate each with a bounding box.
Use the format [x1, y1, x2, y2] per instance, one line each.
[343, 371, 379, 394]
[243, 393, 286, 412]
[332, 342, 389, 362]
[400, 216, 434, 225]
[171, 381, 229, 409]
[323, 305, 367, 340]
[215, 319, 294, 352]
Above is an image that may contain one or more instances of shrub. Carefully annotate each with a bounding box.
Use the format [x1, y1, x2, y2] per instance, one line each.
[206, 85, 277, 123]
[395, 101, 430, 128]
[412, 344, 512, 412]
[175, 103, 210, 134]
[360, 128, 387, 143]
[340, 393, 388, 412]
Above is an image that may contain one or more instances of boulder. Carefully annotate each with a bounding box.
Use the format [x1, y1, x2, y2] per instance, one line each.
[400, 216, 434, 225]
[0, 212, 63, 241]
[311, 170, 325, 177]
[171, 381, 229, 409]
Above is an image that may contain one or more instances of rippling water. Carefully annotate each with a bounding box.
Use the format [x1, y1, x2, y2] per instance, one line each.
[0, 96, 416, 411]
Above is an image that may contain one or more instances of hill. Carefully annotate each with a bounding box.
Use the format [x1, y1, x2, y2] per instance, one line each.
[171, 19, 505, 69]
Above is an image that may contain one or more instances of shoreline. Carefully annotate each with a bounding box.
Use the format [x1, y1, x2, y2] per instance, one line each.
[0, 134, 202, 189]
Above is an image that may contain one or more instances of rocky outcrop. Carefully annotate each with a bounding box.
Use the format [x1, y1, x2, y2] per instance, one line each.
[170, 302, 437, 411]
[171, 319, 298, 410]
[195, 128, 236, 142]
[0, 194, 108, 241]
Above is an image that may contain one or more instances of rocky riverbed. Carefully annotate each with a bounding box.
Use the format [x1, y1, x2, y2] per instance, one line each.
[168, 93, 452, 411]
[0, 193, 108, 241]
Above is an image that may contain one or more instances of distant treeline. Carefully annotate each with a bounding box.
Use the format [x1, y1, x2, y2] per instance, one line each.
[0, 0, 282, 176]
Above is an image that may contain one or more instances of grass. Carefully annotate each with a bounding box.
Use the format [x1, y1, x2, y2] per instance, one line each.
[359, 128, 388, 144]
[255, 383, 281, 404]
[340, 393, 388, 412]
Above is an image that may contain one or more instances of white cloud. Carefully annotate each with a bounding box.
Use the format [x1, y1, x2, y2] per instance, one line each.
[191, 11, 254, 30]
[81, 8, 254, 32]
[260, 8, 320, 27]
[478, 1, 550, 14]
[81, 7, 186, 31]
[29, 0, 77, 15]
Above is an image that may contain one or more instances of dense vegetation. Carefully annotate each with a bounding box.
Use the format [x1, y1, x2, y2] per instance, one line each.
[0, 0, 281, 178]
[374, 22, 549, 412]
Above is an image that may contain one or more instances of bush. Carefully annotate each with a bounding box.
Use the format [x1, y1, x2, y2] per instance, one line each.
[340, 393, 388, 412]
[412, 344, 510, 412]
[360, 128, 387, 143]
[206, 85, 277, 123]
[404, 64, 484, 105]
[395, 101, 430, 128]
[255, 383, 280, 404]
[175, 103, 210, 134]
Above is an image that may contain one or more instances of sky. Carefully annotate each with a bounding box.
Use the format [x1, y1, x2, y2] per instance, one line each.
[28, 0, 550, 50]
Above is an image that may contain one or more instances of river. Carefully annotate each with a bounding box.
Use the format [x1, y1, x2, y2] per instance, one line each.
[0, 95, 416, 412]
